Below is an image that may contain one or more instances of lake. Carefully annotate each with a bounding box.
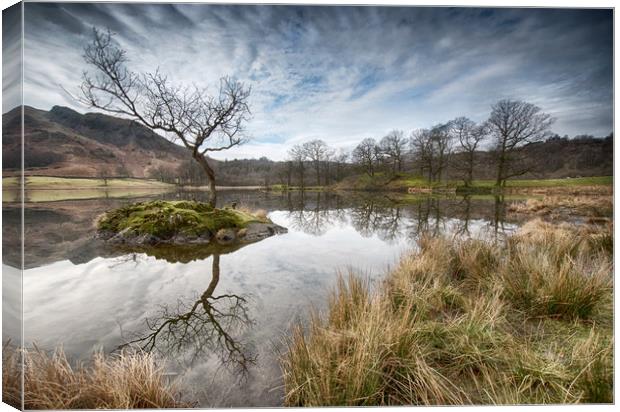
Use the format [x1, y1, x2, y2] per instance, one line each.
[3, 189, 520, 407]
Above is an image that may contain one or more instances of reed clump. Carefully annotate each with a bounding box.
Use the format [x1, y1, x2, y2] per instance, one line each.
[2, 344, 188, 409]
[281, 219, 613, 406]
[508, 196, 612, 219]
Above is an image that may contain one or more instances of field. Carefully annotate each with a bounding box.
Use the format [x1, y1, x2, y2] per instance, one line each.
[471, 176, 612, 187]
[2, 176, 174, 190]
[332, 173, 613, 193]
[2, 176, 176, 203]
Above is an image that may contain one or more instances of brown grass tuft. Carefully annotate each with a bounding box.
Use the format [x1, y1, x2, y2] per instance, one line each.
[508, 196, 612, 219]
[281, 220, 613, 406]
[2, 344, 189, 409]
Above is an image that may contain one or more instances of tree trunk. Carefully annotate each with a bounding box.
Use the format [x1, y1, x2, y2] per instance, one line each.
[194, 153, 217, 207]
[465, 152, 474, 187]
[495, 155, 505, 187]
[496, 137, 508, 187]
[315, 162, 321, 187]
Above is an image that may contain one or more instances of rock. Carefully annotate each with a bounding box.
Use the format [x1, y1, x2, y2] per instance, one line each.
[135, 233, 160, 245]
[240, 222, 288, 243]
[215, 228, 237, 245]
[98, 219, 285, 247]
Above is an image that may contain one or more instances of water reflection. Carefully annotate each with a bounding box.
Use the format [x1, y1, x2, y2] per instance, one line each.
[3, 191, 516, 269]
[280, 192, 513, 243]
[8, 190, 521, 406]
[120, 253, 254, 374]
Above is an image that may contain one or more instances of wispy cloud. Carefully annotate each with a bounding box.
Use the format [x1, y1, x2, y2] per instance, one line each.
[19, 4, 613, 160]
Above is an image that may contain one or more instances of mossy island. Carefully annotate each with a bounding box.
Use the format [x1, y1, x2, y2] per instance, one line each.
[95, 200, 287, 246]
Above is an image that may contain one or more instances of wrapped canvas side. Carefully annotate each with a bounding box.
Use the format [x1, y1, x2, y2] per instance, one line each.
[2, 2, 24, 410]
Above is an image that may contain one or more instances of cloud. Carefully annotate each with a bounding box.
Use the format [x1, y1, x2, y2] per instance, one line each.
[18, 4, 613, 160]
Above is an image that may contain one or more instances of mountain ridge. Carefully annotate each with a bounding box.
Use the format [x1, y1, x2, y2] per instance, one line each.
[2, 105, 188, 178]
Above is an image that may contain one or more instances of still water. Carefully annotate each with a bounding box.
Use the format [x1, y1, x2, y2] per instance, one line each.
[3, 190, 518, 406]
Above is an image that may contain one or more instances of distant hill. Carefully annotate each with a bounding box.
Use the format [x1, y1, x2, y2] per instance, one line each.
[2, 105, 187, 178]
[442, 135, 613, 181]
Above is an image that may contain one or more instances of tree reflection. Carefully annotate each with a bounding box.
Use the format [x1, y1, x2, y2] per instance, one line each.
[454, 195, 472, 237]
[491, 195, 507, 237]
[120, 253, 254, 374]
[350, 201, 404, 242]
[286, 192, 345, 235]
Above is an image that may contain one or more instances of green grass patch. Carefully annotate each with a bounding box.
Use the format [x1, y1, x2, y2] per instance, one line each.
[2, 176, 174, 189]
[469, 176, 612, 188]
[96, 200, 269, 239]
[335, 174, 612, 193]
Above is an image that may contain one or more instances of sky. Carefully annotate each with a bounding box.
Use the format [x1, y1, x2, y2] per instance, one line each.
[5, 3, 614, 160]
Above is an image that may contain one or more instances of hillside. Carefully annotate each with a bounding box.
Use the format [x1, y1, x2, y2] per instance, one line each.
[2, 106, 187, 178]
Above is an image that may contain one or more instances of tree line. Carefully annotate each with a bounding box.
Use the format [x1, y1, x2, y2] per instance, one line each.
[283, 99, 555, 188]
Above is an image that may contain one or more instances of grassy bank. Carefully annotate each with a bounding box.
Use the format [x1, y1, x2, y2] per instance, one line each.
[508, 196, 613, 220]
[2, 344, 187, 409]
[281, 219, 613, 406]
[3, 176, 174, 190]
[333, 173, 612, 194]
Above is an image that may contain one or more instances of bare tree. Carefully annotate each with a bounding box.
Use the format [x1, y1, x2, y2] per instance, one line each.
[322, 145, 336, 186]
[410, 129, 433, 179]
[352, 138, 380, 177]
[487, 99, 554, 187]
[429, 123, 453, 182]
[410, 124, 452, 182]
[77, 28, 251, 207]
[334, 148, 349, 181]
[97, 168, 111, 186]
[302, 139, 331, 186]
[449, 117, 488, 187]
[288, 144, 306, 190]
[379, 130, 407, 173]
[280, 160, 293, 188]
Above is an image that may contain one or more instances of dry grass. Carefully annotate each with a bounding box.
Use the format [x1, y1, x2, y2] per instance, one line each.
[281, 220, 613, 406]
[236, 205, 268, 220]
[508, 196, 613, 220]
[2, 344, 188, 409]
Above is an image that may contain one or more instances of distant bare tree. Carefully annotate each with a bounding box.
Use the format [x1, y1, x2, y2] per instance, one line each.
[487, 99, 554, 187]
[278, 160, 293, 188]
[288, 144, 307, 189]
[410, 129, 433, 179]
[334, 148, 349, 181]
[429, 124, 453, 182]
[379, 130, 407, 173]
[352, 138, 380, 177]
[302, 139, 331, 186]
[78, 28, 251, 207]
[410, 124, 452, 182]
[322, 146, 336, 185]
[97, 168, 111, 186]
[449, 117, 488, 187]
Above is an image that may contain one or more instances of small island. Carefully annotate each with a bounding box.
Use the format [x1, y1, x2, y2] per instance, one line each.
[95, 200, 287, 246]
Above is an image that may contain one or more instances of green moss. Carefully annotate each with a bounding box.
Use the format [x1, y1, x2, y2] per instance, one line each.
[96, 200, 269, 239]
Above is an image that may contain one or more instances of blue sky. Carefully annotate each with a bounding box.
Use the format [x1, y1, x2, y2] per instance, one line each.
[11, 3, 614, 160]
